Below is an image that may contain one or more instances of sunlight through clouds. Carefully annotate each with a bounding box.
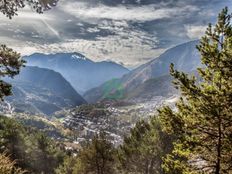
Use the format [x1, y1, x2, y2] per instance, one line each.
[0, 0, 229, 67]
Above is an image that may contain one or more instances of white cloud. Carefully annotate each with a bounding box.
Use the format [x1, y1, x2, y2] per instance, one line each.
[8, 24, 163, 67]
[63, 2, 199, 21]
[11, 40, 164, 67]
[0, 0, 228, 67]
[185, 25, 207, 39]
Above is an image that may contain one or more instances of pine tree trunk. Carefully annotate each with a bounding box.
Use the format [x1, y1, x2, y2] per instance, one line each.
[215, 116, 222, 174]
[96, 156, 100, 174]
[215, 76, 223, 174]
[148, 158, 155, 174]
[145, 159, 149, 174]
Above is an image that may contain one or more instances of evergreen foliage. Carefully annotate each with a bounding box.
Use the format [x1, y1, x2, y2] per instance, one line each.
[55, 156, 77, 174]
[56, 132, 116, 174]
[160, 7, 232, 174]
[0, 0, 58, 19]
[0, 45, 25, 100]
[0, 115, 65, 174]
[118, 117, 173, 174]
[75, 132, 116, 174]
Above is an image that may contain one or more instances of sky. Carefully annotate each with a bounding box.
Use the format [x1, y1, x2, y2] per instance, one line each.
[0, 0, 231, 68]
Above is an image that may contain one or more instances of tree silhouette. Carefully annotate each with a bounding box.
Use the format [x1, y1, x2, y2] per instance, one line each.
[0, 0, 59, 19]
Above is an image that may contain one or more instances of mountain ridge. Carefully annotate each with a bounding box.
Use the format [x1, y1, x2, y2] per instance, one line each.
[3, 66, 86, 115]
[24, 52, 130, 94]
[84, 40, 201, 103]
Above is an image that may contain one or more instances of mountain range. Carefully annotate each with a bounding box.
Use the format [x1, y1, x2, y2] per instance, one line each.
[1, 40, 202, 115]
[84, 40, 201, 103]
[25, 53, 129, 94]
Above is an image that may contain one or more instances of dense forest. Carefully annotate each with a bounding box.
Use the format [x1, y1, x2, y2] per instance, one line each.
[0, 0, 231, 174]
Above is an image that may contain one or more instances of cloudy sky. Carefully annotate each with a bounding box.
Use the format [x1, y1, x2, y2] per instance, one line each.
[0, 0, 231, 67]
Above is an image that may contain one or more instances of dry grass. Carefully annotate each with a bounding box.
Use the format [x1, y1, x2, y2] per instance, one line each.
[0, 152, 26, 174]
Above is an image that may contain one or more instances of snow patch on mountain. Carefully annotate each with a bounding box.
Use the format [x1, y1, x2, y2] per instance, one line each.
[71, 54, 87, 60]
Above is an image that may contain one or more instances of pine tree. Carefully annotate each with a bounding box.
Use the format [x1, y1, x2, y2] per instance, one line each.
[32, 133, 64, 174]
[0, 115, 28, 167]
[118, 118, 173, 174]
[72, 132, 116, 174]
[0, 116, 65, 173]
[0, 45, 25, 100]
[55, 156, 76, 174]
[160, 7, 232, 174]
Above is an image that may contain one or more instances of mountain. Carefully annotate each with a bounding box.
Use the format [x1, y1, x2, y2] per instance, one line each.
[125, 74, 176, 101]
[83, 74, 177, 103]
[24, 52, 130, 94]
[3, 66, 86, 115]
[84, 40, 201, 103]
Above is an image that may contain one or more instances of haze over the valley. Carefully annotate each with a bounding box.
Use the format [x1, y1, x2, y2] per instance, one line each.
[0, 0, 230, 68]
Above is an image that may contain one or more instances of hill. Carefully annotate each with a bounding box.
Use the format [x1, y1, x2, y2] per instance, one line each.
[3, 66, 86, 115]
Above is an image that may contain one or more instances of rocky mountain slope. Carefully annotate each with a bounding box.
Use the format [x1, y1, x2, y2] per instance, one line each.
[84, 40, 201, 103]
[3, 66, 86, 115]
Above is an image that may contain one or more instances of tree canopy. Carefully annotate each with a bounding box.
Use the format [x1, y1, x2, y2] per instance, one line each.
[0, 0, 59, 19]
[0, 45, 25, 100]
[118, 118, 173, 174]
[160, 7, 232, 174]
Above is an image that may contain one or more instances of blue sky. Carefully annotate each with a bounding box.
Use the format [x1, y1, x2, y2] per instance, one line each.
[0, 0, 231, 67]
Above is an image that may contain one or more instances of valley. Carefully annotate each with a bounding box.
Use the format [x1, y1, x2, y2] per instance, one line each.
[0, 40, 200, 149]
[0, 1, 231, 173]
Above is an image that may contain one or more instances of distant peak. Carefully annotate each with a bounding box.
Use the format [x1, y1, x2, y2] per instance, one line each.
[71, 54, 86, 60]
